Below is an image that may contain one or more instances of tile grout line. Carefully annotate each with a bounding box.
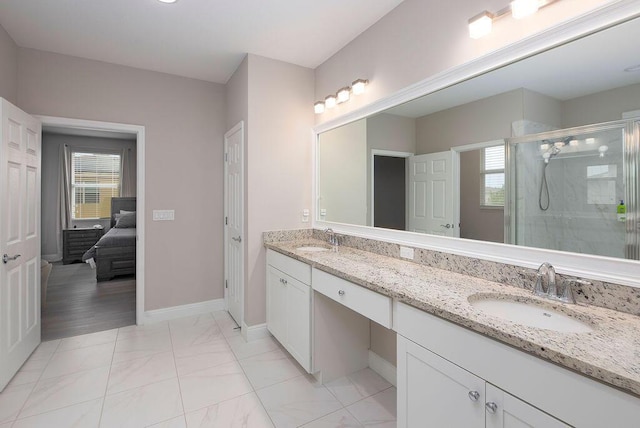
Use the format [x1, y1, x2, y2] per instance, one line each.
[97, 326, 120, 427]
[168, 318, 188, 424]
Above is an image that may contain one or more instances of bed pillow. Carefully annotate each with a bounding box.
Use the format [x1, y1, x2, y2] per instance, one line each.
[115, 211, 136, 228]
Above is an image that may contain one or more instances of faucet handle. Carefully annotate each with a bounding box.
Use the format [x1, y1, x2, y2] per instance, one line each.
[533, 272, 546, 296]
[558, 279, 577, 304]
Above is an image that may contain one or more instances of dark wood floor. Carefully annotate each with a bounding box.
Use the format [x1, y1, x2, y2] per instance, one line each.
[42, 262, 136, 341]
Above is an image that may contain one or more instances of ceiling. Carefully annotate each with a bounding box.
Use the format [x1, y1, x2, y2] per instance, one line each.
[387, 16, 640, 118]
[0, 0, 404, 84]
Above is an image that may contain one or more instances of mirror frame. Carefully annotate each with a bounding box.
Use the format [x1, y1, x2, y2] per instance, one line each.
[313, 2, 640, 289]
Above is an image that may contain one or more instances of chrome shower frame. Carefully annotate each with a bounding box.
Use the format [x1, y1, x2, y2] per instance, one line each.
[505, 119, 639, 260]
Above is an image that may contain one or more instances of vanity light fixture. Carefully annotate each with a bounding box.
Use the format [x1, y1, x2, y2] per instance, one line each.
[325, 94, 337, 109]
[540, 143, 550, 151]
[314, 78, 369, 113]
[337, 87, 351, 104]
[585, 138, 596, 145]
[469, 0, 560, 39]
[157, 0, 178, 3]
[352, 79, 369, 95]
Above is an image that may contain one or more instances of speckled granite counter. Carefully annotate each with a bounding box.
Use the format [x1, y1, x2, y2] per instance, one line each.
[265, 238, 640, 398]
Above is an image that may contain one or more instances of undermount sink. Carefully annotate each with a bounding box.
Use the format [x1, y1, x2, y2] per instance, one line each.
[296, 246, 331, 252]
[469, 295, 594, 333]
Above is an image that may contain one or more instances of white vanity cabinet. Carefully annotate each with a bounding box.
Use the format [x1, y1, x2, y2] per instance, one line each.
[266, 249, 312, 372]
[395, 302, 640, 428]
[398, 336, 567, 428]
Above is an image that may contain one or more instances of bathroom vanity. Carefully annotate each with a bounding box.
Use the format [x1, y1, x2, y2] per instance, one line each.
[264, 233, 640, 428]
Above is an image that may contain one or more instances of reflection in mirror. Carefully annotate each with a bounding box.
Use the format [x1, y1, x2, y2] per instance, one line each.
[316, 16, 640, 260]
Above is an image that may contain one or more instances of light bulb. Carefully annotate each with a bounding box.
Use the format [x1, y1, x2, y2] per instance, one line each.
[540, 143, 549, 151]
[314, 102, 325, 114]
[352, 79, 368, 95]
[468, 11, 493, 39]
[585, 138, 596, 145]
[511, 0, 539, 19]
[325, 95, 337, 109]
[337, 87, 351, 104]
[569, 139, 579, 147]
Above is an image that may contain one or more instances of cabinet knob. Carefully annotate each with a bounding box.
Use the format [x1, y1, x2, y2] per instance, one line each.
[338, 290, 345, 296]
[468, 390, 480, 402]
[485, 402, 498, 414]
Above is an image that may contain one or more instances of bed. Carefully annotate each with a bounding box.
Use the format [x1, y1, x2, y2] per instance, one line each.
[82, 197, 136, 282]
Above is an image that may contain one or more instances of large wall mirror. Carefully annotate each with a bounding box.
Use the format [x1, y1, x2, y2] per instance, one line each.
[317, 15, 640, 262]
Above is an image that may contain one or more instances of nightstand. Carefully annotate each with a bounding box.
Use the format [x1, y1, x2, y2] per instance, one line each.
[62, 228, 104, 264]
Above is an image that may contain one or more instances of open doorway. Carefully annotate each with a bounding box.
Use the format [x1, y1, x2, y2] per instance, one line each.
[370, 150, 412, 230]
[38, 117, 145, 340]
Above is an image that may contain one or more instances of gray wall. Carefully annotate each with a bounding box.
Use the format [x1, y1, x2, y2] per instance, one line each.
[17, 48, 227, 311]
[0, 23, 18, 104]
[562, 82, 640, 127]
[41, 133, 137, 260]
[243, 55, 314, 326]
[459, 150, 504, 243]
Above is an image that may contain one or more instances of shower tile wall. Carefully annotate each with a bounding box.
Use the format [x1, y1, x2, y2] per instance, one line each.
[513, 129, 625, 258]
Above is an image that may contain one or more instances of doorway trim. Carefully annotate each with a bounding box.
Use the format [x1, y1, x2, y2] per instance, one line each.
[36, 115, 146, 325]
[450, 140, 505, 239]
[370, 149, 413, 227]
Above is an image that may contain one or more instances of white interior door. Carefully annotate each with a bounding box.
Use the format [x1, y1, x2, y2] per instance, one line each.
[224, 122, 244, 327]
[0, 99, 41, 391]
[408, 151, 454, 236]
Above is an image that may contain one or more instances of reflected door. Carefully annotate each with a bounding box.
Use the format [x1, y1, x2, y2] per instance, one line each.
[408, 151, 454, 236]
[0, 99, 41, 391]
[224, 122, 244, 327]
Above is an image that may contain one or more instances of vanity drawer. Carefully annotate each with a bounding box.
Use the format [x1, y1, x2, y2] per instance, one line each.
[266, 249, 311, 285]
[312, 268, 392, 328]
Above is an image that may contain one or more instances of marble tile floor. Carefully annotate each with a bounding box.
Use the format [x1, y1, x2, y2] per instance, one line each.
[0, 311, 397, 428]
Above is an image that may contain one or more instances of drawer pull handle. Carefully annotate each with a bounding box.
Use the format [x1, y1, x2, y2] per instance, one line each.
[338, 290, 345, 296]
[468, 391, 480, 402]
[485, 402, 498, 414]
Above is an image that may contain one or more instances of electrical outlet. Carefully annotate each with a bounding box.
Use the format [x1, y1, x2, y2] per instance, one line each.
[302, 209, 310, 223]
[400, 246, 414, 260]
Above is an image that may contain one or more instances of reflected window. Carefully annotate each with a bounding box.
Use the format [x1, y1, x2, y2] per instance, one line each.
[480, 145, 505, 207]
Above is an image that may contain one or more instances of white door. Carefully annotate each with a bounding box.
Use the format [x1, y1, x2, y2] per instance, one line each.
[408, 151, 454, 236]
[485, 384, 569, 428]
[224, 122, 244, 327]
[397, 336, 484, 428]
[0, 99, 41, 391]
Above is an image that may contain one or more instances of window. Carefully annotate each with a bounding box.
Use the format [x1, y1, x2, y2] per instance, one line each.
[71, 151, 121, 219]
[480, 145, 505, 207]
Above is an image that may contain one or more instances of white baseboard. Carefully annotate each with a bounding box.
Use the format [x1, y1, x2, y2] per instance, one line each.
[143, 298, 226, 324]
[241, 322, 271, 342]
[369, 350, 397, 387]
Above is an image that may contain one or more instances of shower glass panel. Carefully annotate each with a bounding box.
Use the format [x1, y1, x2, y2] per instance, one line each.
[508, 122, 632, 259]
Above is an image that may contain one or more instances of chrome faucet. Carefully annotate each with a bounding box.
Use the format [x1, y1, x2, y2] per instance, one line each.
[324, 228, 339, 248]
[534, 262, 575, 304]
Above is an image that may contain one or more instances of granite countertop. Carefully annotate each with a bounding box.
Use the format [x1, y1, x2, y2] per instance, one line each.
[265, 238, 640, 397]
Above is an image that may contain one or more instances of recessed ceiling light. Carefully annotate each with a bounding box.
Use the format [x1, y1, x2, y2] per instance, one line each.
[624, 64, 640, 72]
[157, 0, 178, 4]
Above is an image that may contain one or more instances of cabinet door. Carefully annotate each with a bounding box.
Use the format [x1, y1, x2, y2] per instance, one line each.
[285, 276, 311, 372]
[398, 336, 485, 428]
[266, 265, 287, 344]
[485, 384, 569, 428]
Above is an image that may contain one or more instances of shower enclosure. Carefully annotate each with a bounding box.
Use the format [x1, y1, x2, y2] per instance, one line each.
[506, 120, 639, 260]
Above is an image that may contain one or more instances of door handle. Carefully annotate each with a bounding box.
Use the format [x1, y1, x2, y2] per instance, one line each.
[232, 236, 242, 243]
[2, 254, 21, 264]
[440, 224, 452, 229]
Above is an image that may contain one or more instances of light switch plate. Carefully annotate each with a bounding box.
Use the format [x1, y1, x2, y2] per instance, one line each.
[153, 210, 175, 221]
[400, 246, 414, 260]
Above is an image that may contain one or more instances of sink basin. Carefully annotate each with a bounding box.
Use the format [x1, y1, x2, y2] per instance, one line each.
[296, 246, 330, 252]
[469, 296, 594, 333]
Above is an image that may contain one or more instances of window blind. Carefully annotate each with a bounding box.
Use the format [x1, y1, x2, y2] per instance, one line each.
[480, 145, 505, 207]
[71, 152, 121, 219]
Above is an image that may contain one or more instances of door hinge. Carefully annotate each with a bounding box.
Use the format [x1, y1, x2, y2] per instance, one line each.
[224, 152, 228, 162]
[225, 279, 228, 289]
[225, 216, 228, 225]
